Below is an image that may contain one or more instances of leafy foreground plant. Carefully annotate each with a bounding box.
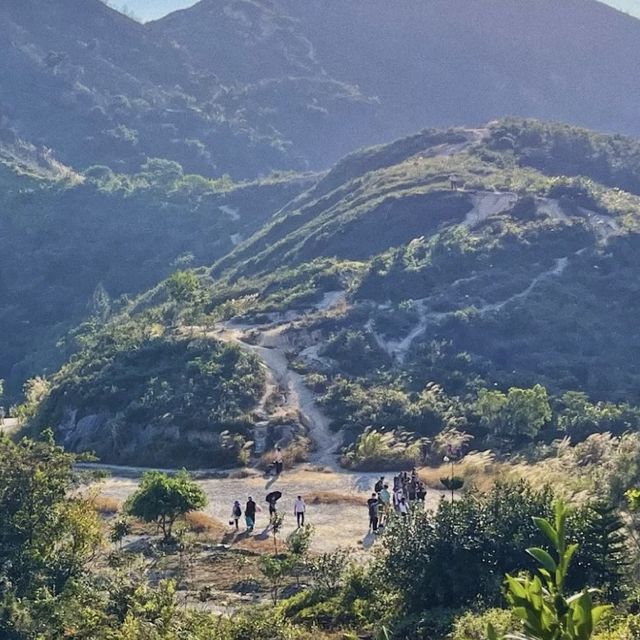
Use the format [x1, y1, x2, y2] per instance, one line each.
[489, 501, 610, 640]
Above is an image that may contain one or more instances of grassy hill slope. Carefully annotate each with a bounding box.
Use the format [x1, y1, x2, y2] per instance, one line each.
[31, 119, 640, 466]
[0, 144, 308, 397]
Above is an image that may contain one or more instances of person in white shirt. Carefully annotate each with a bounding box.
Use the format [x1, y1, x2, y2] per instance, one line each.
[293, 495, 306, 527]
[399, 496, 409, 517]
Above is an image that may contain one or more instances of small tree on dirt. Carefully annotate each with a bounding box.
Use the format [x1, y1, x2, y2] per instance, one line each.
[271, 513, 285, 553]
[286, 524, 314, 586]
[310, 548, 350, 593]
[258, 554, 296, 604]
[125, 471, 207, 543]
[110, 518, 131, 549]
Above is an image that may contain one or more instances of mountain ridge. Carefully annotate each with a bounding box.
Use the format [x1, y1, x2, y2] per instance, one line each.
[5, 0, 640, 179]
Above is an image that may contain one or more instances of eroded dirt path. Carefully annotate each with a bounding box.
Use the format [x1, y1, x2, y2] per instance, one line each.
[213, 294, 344, 469]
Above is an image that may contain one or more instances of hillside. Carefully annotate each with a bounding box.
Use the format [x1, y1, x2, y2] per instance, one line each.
[154, 0, 640, 160]
[5, 0, 640, 180]
[31, 119, 640, 467]
[0, 144, 308, 397]
[0, 0, 372, 177]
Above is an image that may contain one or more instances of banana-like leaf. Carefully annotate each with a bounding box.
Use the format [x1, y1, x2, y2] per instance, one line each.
[533, 517, 559, 548]
[527, 547, 558, 573]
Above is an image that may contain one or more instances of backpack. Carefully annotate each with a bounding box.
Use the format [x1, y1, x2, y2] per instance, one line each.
[233, 504, 242, 517]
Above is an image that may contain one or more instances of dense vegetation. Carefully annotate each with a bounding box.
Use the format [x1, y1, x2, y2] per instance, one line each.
[31, 304, 265, 467]
[21, 118, 640, 467]
[0, 149, 303, 398]
[4, 436, 640, 639]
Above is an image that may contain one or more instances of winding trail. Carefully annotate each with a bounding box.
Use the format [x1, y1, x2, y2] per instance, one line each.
[215, 322, 343, 469]
[368, 255, 571, 362]
[209, 290, 347, 468]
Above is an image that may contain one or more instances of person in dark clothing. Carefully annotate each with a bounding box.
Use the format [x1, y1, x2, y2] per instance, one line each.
[274, 447, 284, 475]
[231, 500, 242, 530]
[374, 476, 385, 493]
[416, 483, 427, 508]
[245, 497, 257, 532]
[268, 496, 278, 522]
[367, 493, 379, 532]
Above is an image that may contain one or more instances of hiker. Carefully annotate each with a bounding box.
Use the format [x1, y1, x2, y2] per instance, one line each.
[0, 406, 5, 426]
[245, 496, 258, 532]
[374, 476, 385, 493]
[293, 495, 306, 527]
[378, 484, 391, 526]
[398, 496, 409, 518]
[393, 485, 403, 512]
[367, 493, 379, 533]
[416, 482, 427, 508]
[230, 500, 242, 530]
[274, 447, 284, 475]
[268, 495, 278, 521]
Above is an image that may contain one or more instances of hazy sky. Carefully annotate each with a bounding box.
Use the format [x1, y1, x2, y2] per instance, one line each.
[112, 0, 640, 22]
[605, 0, 640, 17]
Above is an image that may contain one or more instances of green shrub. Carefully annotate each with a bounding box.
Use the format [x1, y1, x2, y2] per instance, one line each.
[451, 609, 518, 640]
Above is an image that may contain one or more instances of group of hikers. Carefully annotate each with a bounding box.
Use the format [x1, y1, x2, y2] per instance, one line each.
[228, 447, 305, 532]
[367, 469, 427, 533]
[227, 450, 426, 535]
[229, 493, 306, 532]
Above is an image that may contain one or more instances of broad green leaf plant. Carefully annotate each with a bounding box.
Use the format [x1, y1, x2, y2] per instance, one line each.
[489, 501, 610, 640]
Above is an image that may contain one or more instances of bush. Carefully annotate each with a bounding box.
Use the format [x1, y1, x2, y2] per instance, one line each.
[342, 428, 422, 470]
[374, 480, 558, 610]
[125, 470, 207, 542]
[451, 608, 518, 640]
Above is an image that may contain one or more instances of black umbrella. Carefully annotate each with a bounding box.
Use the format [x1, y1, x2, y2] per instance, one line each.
[266, 491, 282, 503]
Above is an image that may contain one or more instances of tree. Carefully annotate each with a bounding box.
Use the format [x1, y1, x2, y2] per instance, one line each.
[15, 376, 50, 424]
[125, 471, 207, 542]
[0, 434, 101, 638]
[287, 525, 314, 586]
[577, 502, 628, 601]
[375, 480, 558, 611]
[166, 269, 203, 306]
[489, 501, 611, 640]
[140, 158, 184, 187]
[258, 554, 296, 604]
[310, 549, 350, 593]
[477, 384, 551, 443]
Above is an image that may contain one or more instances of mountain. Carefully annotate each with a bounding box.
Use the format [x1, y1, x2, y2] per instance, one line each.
[5, 0, 640, 181]
[0, 0, 327, 177]
[0, 142, 308, 398]
[153, 0, 640, 160]
[32, 119, 640, 467]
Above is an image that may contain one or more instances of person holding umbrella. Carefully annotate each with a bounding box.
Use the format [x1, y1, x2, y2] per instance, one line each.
[266, 490, 282, 523]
